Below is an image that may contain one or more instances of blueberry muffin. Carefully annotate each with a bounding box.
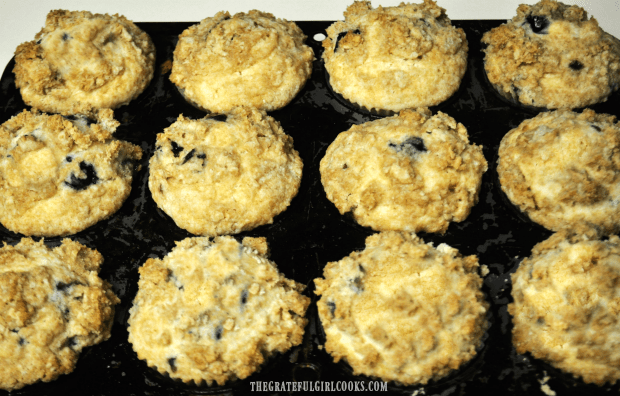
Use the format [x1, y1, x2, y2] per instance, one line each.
[0, 109, 142, 237]
[170, 10, 313, 113]
[320, 108, 487, 234]
[148, 107, 302, 236]
[128, 236, 310, 386]
[314, 231, 488, 385]
[497, 109, 620, 235]
[322, 0, 468, 113]
[482, 0, 620, 109]
[0, 238, 120, 390]
[13, 10, 156, 116]
[510, 232, 620, 385]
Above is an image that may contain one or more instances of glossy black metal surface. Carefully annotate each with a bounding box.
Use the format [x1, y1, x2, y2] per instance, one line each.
[1, 21, 619, 395]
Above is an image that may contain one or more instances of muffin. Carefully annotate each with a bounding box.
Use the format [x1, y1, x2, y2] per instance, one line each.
[320, 108, 487, 234]
[322, 0, 468, 113]
[510, 232, 620, 385]
[13, 10, 156, 116]
[127, 236, 310, 385]
[170, 10, 314, 113]
[0, 238, 119, 390]
[148, 107, 302, 236]
[314, 231, 489, 385]
[0, 109, 142, 237]
[482, 0, 620, 109]
[497, 109, 620, 235]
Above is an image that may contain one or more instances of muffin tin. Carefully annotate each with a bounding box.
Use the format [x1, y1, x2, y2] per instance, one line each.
[1, 20, 619, 396]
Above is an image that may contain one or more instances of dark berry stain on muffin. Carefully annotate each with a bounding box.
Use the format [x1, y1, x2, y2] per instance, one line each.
[335, 29, 361, 52]
[56, 281, 80, 292]
[63, 336, 78, 349]
[170, 141, 184, 157]
[61, 33, 70, 41]
[358, 264, 365, 273]
[591, 124, 602, 132]
[168, 357, 177, 372]
[569, 60, 584, 71]
[182, 149, 195, 164]
[64, 161, 99, 191]
[65, 155, 73, 163]
[197, 153, 206, 160]
[18, 337, 26, 346]
[214, 325, 223, 341]
[327, 301, 336, 316]
[241, 289, 249, 305]
[350, 276, 363, 293]
[525, 15, 549, 34]
[389, 136, 427, 157]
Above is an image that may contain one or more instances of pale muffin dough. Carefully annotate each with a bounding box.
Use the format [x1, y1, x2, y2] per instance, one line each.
[320, 108, 487, 234]
[170, 10, 314, 113]
[0, 109, 142, 237]
[497, 109, 620, 235]
[314, 231, 489, 385]
[322, 0, 468, 112]
[0, 238, 119, 391]
[510, 232, 620, 385]
[13, 10, 156, 116]
[482, 0, 620, 109]
[128, 236, 310, 386]
[148, 107, 303, 236]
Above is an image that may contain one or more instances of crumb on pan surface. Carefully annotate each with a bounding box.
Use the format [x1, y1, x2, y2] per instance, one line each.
[510, 232, 620, 385]
[170, 10, 314, 113]
[314, 231, 489, 385]
[0, 238, 119, 391]
[148, 106, 302, 237]
[320, 108, 487, 234]
[322, 0, 468, 112]
[13, 10, 156, 116]
[482, 0, 620, 109]
[497, 109, 620, 235]
[127, 236, 310, 386]
[0, 109, 142, 237]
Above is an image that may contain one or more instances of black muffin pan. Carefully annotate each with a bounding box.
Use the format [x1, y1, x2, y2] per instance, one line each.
[1, 21, 619, 396]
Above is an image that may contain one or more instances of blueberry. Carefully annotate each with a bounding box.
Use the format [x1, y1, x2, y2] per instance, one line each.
[197, 153, 206, 160]
[334, 29, 361, 52]
[170, 141, 183, 157]
[18, 337, 26, 346]
[65, 156, 73, 163]
[327, 301, 336, 316]
[569, 60, 584, 70]
[389, 136, 427, 157]
[168, 357, 177, 372]
[36, 39, 42, 44]
[61, 33, 70, 41]
[214, 325, 223, 341]
[525, 15, 549, 34]
[64, 161, 99, 191]
[182, 149, 195, 164]
[241, 289, 248, 305]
